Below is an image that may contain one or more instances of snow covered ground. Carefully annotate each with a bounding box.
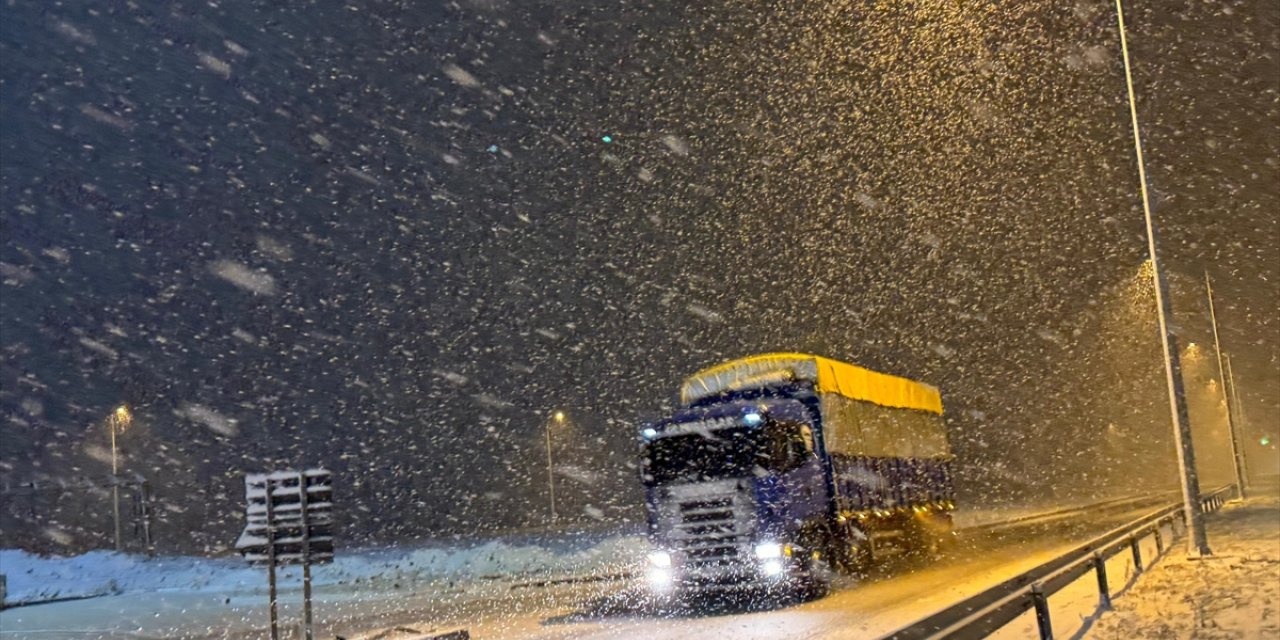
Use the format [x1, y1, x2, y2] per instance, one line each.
[0, 496, 1150, 610]
[1082, 488, 1280, 639]
[1, 500, 1196, 639]
[0, 531, 648, 608]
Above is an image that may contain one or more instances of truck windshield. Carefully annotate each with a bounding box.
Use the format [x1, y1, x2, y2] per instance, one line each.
[641, 421, 813, 484]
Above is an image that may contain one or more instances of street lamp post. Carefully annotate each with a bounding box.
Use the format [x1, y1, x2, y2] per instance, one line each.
[1205, 273, 1248, 499]
[107, 405, 132, 552]
[1223, 354, 1250, 491]
[1114, 0, 1211, 556]
[545, 411, 564, 525]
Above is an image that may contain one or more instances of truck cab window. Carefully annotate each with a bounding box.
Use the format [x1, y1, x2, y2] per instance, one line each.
[762, 420, 813, 473]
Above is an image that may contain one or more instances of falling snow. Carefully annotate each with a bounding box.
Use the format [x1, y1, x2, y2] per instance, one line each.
[208, 260, 278, 296]
[0, 0, 1276, 636]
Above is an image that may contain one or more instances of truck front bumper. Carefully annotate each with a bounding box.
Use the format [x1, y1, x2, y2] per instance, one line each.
[647, 557, 801, 595]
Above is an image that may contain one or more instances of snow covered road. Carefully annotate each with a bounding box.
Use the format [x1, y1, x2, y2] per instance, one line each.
[410, 504, 1180, 640]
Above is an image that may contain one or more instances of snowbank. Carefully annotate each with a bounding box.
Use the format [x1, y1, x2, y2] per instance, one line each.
[1083, 490, 1280, 638]
[0, 533, 647, 607]
[0, 550, 261, 605]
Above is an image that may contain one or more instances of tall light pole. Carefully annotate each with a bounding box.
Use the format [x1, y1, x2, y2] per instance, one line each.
[1114, 0, 1211, 556]
[108, 404, 133, 552]
[1223, 354, 1250, 491]
[1205, 273, 1248, 498]
[545, 411, 564, 525]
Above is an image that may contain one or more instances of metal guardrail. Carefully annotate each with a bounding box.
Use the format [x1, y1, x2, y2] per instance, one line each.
[959, 491, 1177, 536]
[883, 484, 1239, 640]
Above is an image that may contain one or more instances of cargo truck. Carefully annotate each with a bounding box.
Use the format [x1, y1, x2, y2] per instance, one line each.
[639, 353, 954, 600]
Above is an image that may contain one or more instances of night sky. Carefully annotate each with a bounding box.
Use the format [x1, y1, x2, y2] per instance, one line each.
[2, 0, 1275, 553]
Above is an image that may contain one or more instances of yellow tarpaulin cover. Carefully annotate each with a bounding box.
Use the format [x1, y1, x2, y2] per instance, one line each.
[680, 352, 943, 415]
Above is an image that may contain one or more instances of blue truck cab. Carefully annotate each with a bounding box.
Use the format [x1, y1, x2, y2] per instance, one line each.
[640, 353, 954, 600]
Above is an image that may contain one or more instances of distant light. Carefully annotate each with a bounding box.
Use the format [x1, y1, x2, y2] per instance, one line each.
[743, 412, 763, 427]
[553, 411, 565, 422]
[601, 135, 613, 143]
[1263, 437, 1272, 446]
[111, 405, 133, 433]
[486, 144, 499, 153]
[642, 428, 658, 440]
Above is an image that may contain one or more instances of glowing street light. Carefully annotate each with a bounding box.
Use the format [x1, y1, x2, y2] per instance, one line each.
[545, 411, 566, 524]
[107, 404, 133, 551]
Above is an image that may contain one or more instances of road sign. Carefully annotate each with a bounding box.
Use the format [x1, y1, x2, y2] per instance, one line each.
[236, 469, 334, 564]
[235, 468, 332, 640]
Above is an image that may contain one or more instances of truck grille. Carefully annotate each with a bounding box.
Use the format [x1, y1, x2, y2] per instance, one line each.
[659, 480, 756, 576]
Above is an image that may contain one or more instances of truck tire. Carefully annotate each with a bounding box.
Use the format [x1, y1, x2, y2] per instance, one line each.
[797, 551, 832, 601]
[830, 521, 873, 574]
[906, 511, 951, 559]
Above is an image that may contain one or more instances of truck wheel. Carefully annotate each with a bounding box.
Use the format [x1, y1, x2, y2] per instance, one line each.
[832, 522, 873, 574]
[648, 588, 679, 614]
[851, 538, 874, 574]
[907, 511, 951, 559]
[797, 551, 832, 601]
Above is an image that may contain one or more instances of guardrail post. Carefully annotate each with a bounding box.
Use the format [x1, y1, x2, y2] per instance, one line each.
[1093, 552, 1112, 610]
[1031, 583, 1054, 640]
[1154, 525, 1164, 554]
[1130, 536, 1143, 574]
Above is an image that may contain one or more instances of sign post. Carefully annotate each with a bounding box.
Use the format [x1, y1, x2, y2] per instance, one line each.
[264, 480, 279, 640]
[237, 469, 333, 640]
[298, 473, 314, 640]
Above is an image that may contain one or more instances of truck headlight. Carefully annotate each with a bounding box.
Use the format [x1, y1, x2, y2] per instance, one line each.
[761, 559, 785, 577]
[648, 550, 672, 568]
[647, 566, 673, 591]
[754, 542, 790, 559]
[646, 551, 674, 591]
